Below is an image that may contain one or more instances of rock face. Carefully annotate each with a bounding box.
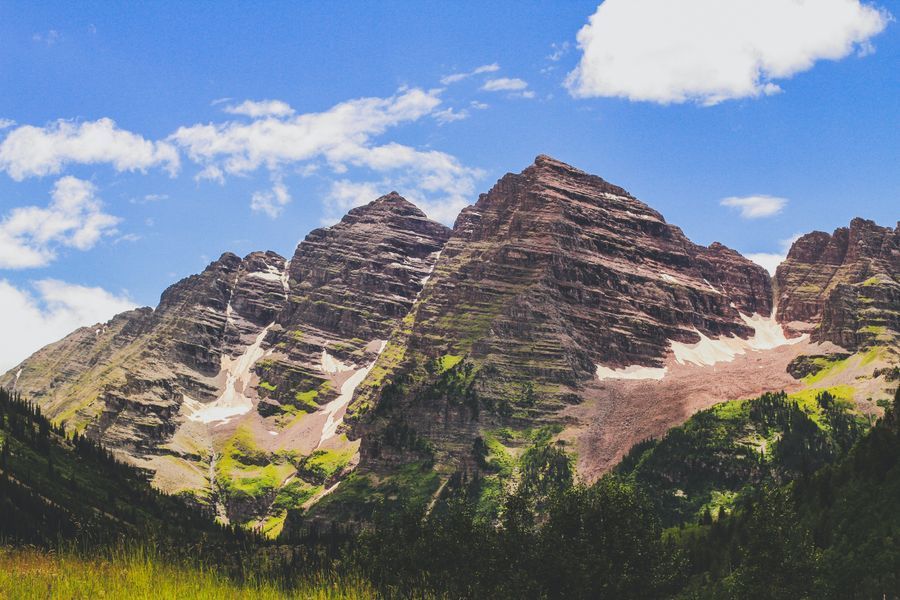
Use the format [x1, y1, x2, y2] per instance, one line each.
[338, 156, 778, 501]
[775, 218, 899, 349]
[1, 193, 450, 531]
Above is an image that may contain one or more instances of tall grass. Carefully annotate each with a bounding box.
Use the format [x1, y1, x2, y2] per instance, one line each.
[0, 546, 376, 599]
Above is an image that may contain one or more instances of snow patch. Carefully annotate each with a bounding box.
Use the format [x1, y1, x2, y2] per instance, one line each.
[660, 274, 677, 284]
[183, 322, 274, 424]
[12, 368, 22, 391]
[225, 301, 235, 327]
[317, 340, 387, 447]
[703, 279, 722, 294]
[596, 364, 668, 381]
[419, 250, 442, 287]
[320, 349, 353, 374]
[669, 310, 805, 367]
[280, 260, 291, 294]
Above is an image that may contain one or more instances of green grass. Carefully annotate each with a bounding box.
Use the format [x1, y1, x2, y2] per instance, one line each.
[0, 547, 377, 599]
[294, 388, 321, 410]
[436, 354, 463, 372]
[802, 355, 851, 385]
[300, 447, 355, 483]
[216, 427, 294, 502]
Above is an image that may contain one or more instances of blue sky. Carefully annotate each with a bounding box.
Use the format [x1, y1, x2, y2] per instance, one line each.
[0, 0, 897, 369]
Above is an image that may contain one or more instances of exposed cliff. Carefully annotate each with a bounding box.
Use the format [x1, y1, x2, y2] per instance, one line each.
[775, 218, 899, 349]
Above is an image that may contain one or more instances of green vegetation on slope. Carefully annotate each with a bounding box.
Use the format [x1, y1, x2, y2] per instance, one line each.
[0, 387, 247, 548]
[673, 385, 900, 599]
[616, 389, 867, 526]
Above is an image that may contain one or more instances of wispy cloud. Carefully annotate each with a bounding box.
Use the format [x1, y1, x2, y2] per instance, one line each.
[223, 99, 295, 118]
[721, 195, 787, 219]
[482, 77, 528, 92]
[440, 63, 500, 85]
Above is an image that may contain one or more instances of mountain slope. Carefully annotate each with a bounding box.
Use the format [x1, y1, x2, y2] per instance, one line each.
[0, 387, 238, 546]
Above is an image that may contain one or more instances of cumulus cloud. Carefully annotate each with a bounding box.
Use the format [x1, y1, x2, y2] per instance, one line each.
[172, 88, 481, 223]
[0, 118, 180, 180]
[223, 99, 295, 118]
[721, 194, 788, 219]
[439, 63, 500, 85]
[566, 0, 890, 104]
[0, 177, 119, 268]
[482, 77, 529, 92]
[0, 278, 136, 371]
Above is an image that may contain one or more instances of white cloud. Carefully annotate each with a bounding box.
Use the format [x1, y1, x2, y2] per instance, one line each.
[250, 178, 292, 218]
[171, 88, 441, 175]
[129, 193, 169, 205]
[0, 118, 180, 180]
[0, 119, 14, 131]
[566, 0, 890, 104]
[440, 63, 500, 85]
[223, 99, 295, 118]
[172, 88, 481, 223]
[721, 194, 787, 219]
[0, 278, 136, 372]
[546, 41, 571, 62]
[0, 177, 119, 269]
[745, 253, 786, 276]
[482, 77, 529, 92]
[744, 232, 803, 275]
[433, 107, 469, 124]
[470, 101, 489, 110]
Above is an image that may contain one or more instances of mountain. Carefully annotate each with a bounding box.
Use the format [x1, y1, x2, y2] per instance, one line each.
[1, 192, 450, 533]
[3, 156, 897, 532]
[775, 217, 899, 349]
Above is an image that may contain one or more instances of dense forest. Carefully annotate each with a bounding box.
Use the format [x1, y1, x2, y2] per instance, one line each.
[1, 385, 898, 598]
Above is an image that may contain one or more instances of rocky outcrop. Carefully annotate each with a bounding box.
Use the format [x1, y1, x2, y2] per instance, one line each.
[775, 218, 899, 349]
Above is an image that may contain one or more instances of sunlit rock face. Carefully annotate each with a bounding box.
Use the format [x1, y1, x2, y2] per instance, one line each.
[776, 218, 899, 349]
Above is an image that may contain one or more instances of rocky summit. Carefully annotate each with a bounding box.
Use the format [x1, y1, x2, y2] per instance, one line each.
[775, 217, 899, 349]
[3, 156, 897, 533]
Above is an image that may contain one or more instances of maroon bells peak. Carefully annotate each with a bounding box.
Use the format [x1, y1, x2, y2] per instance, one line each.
[3, 156, 897, 531]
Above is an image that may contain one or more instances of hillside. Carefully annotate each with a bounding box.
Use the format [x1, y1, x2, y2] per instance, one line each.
[0, 387, 241, 547]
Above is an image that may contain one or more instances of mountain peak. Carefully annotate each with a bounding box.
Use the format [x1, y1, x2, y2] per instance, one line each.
[344, 191, 430, 222]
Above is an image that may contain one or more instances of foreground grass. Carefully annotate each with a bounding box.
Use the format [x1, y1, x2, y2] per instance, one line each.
[0, 546, 376, 599]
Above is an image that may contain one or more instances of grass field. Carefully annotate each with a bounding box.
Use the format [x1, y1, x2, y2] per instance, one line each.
[0, 546, 377, 600]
